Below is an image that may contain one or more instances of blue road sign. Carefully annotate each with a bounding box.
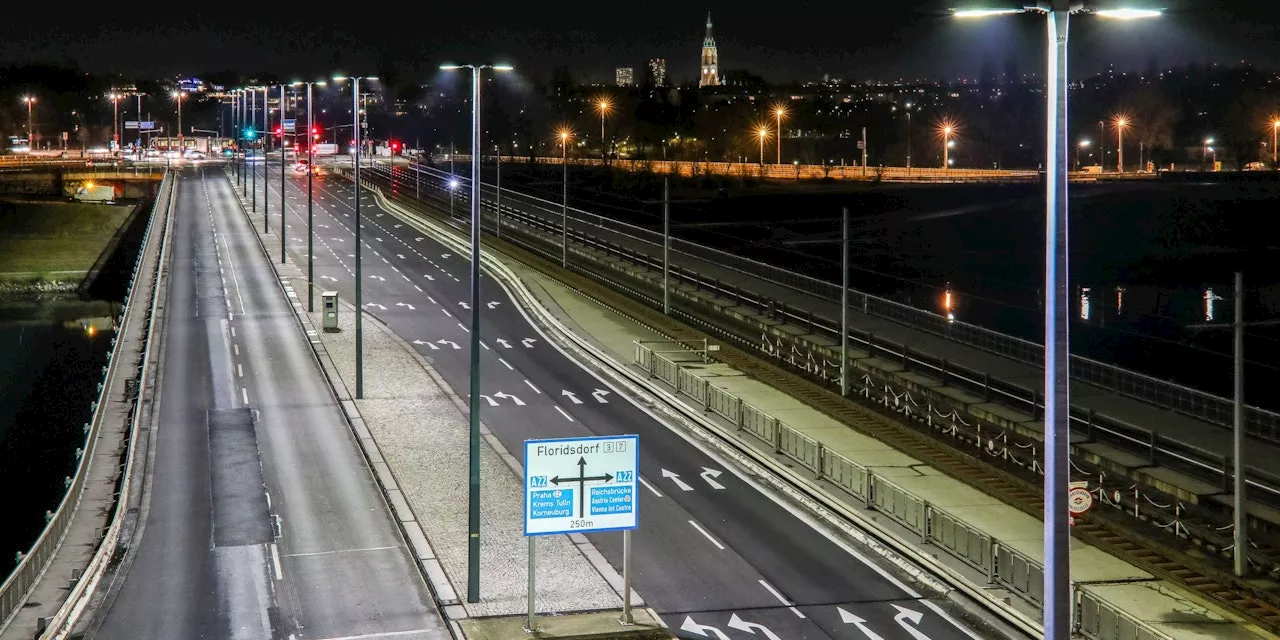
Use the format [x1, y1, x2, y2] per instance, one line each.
[524, 435, 639, 536]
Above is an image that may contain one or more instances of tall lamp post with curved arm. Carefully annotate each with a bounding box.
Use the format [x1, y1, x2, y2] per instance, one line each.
[332, 74, 378, 401]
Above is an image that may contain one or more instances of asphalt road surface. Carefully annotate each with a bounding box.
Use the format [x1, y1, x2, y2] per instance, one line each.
[87, 167, 449, 640]
[248, 160, 1007, 640]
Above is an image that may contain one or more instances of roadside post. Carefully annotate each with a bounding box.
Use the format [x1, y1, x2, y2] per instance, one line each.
[524, 435, 639, 631]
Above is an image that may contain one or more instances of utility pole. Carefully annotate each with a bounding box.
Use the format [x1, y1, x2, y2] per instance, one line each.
[861, 127, 867, 177]
[663, 177, 670, 315]
[840, 207, 849, 396]
[280, 85, 287, 264]
[1187, 272, 1280, 577]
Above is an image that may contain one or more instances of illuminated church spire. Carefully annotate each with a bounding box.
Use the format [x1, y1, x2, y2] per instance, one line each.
[699, 12, 720, 88]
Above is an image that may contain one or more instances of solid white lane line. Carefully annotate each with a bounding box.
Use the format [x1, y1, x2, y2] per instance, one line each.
[524, 379, 541, 394]
[688, 520, 725, 550]
[554, 406, 574, 422]
[758, 579, 805, 618]
[457, 322, 469, 333]
[499, 358, 514, 370]
[310, 629, 441, 640]
[639, 477, 663, 498]
[270, 542, 284, 580]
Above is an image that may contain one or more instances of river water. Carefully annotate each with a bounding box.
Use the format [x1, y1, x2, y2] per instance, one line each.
[0, 299, 117, 577]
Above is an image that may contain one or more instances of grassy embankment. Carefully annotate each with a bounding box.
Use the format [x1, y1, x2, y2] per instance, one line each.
[0, 200, 133, 287]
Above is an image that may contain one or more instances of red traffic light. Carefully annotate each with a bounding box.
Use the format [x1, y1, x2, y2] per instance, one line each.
[274, 126, 282, 136]
[390, 140, 400, 151]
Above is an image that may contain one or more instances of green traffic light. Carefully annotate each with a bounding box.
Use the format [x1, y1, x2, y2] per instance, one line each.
[244, 128, 256, 139]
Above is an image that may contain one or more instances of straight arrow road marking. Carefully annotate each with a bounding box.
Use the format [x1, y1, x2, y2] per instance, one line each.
[661, 469, 694, 492]
[727, 614, 782, 640]
[700, 468, 726, 490]
[591, 389, 610, 403]
[395, 302, 415, 310]
[680, 617, 730, 640]
[522, 338, 537, 348]
[458, 301, 470, 309]
[839, 608, 889, 640]
[687, 520, 724, 550]
[496, 339, 512, 348]
[487, 301, 501, 309]
[561, 390, 582, 404]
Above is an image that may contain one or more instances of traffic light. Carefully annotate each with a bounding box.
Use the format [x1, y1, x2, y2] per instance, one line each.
[312, 127, 320, 140]
[390, 140, 401, 153]
[274, 125, 282, 137]
[244, 127, 255, 139]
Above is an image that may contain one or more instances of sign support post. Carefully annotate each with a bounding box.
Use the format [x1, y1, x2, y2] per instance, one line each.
[523, 435, 639, 633]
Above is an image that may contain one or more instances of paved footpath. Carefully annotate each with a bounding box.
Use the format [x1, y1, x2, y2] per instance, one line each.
[499, 257, 1278, 640]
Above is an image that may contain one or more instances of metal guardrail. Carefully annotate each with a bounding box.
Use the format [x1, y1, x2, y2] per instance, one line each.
[388, 160, 1280, 444]
[0, 172, 174, 631]
[633, 343, 1174, 640]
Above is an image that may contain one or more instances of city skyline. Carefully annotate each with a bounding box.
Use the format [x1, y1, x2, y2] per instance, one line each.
[2, 2, 1277, 85]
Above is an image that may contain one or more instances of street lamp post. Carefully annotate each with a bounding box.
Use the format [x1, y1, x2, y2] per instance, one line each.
[263, 86, 270, 233]
[941, 124, 954, 169]
[109, 93, 121, 153]
[440, 62, 513, 606]
[1203, 137, 1214, 171]
[333, 75, 378, 401]
[1272, 119, 1279, 168]
[251, 89, 258, 212]
[172, 91, 184, 152]
[597, 98, 611, 163]
[291, 81, 325, 311]
[495, 144, 502, 238]
[1115, 117, 1128, 173]
[954, 6, 1161, 638]
[22, 96, 35, 149]
[906, 103, 914, 169]
[1077, 139, 1090, 171]
[279, 85, 287, 264]
[558, 129, 571, 268]
[757, 126, 768, 166]
[774, 107, 786, 165]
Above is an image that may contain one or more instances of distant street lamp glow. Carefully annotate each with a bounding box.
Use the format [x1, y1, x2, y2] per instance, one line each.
[937, 119, 957, 169]
[1113, 116, 1130, 173]
[449, 178, 460, 189]
[1271, 118, 1279, 167]
[756, 125, 770, 166]
[596, 98, 612, 161]
[773, 106, 787, 165]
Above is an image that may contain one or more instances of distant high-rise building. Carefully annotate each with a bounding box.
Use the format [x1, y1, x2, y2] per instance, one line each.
[648, 58, 668, 87]
[699, 12, 720, 88]
[616, 67, 635, 87]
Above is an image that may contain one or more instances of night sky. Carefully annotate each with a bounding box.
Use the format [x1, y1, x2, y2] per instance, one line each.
[4, 1, 1277, 83]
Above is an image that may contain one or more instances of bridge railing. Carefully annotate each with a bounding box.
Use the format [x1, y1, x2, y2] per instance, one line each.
[389, 160, 1279, 442]
[0, 172, 174, 631]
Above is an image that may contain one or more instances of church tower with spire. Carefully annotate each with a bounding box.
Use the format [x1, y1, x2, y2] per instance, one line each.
[699, 12, 720, 88]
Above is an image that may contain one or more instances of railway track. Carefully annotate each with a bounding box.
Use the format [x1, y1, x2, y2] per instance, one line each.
[365, 170, 1280, 634]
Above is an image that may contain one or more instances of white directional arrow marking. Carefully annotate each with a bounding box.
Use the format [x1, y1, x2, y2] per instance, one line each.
[375, 237, 383, 242]
[394, 224, 403, 228]
[891, 605, 932, 640]
[423, 274, 434, 281]
[494, 392, 525, 406]
[319, 224, 330, 229]
[478, 394, 497, 407]
[395, 302, 415, 310]
[495, 339, 512, 349]
[700, 467, 726, 490]
[839, 608, 889, 640]
[370, 275, 385, 281]
[487, 301, 501, 309]
[561, 390, 582, 405]
[415, 237, 424, 242]
[412, 339, 439, 350]
[591, 389, 610, 403]
[661, 469, 694, 492]
[441, 253, 451, 259]
[521, 338, 537, 348]
[458, 301, 470, 309]
[437, 339, 460, 350]
[363, 303, 387, 311]
[397, 254, 406, 259]
[679, 617, 730, 640]
[727, 614, 782, 640]
[320, 275, 338, 282]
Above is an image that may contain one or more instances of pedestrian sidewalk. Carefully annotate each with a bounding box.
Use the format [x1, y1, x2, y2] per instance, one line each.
[498, 258, 1275, 640]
